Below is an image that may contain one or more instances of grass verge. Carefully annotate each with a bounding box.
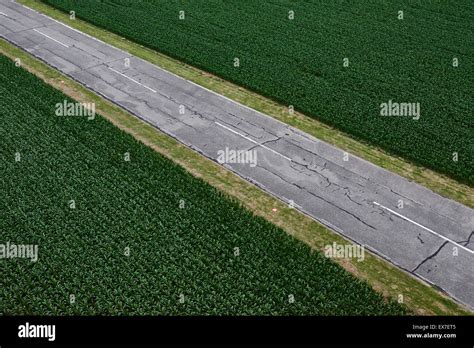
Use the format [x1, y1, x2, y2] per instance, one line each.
[1, 38, 470, 315]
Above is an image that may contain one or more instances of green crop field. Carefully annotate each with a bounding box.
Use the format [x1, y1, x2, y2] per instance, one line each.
[42, 0, 474, 185]
[0, 55, 406, 315]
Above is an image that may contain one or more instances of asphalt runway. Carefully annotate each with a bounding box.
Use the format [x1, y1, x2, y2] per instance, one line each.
[1, 0, 473, 309]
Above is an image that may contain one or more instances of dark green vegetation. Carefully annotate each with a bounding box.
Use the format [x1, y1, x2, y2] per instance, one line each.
[43, 0, 474, 184]
[0, 55, 406, 315]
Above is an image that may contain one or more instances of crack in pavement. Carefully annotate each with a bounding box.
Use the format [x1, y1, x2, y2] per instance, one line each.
[344, 191, 363, 206]
[79, 68, 196, 132]
[227, 111, 282, 138]
[290, 162, 332, 188]
[289, 145, 368, 189]
[412, 241, 449, 273]
[247, 136, 282, 152]
[289, 161, 370, 208]
[211, 117, 274, 142]
[458, 231, 474, 246]
[255, 163, 377, 231]
[417, 233, 425, 244]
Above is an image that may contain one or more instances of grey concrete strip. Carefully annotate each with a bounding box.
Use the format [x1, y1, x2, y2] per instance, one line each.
[0, 22, 12, 36]
[0, 12, 29, 32]
[1, 0, 473, 309]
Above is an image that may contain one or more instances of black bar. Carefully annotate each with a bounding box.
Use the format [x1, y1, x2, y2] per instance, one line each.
[0, 316, 472, 346]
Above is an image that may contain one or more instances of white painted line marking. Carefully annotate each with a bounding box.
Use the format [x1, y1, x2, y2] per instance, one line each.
[19, 2, 43, 13]
[373, 201, 473, 255]
[108, 67, 157, 93]
[0, 11, 9, 17]
[45, 14, 105, 44]
[33, 28, 69, 48]
[215, 121, 292, 162]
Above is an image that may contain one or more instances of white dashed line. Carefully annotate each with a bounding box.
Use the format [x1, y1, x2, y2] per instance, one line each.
[373, 201, 473, 255]
[0, 11, 9, 17]
[215, 121, 292, 162]
[33, 28, 69, 48]
[107, 67, 157, 93]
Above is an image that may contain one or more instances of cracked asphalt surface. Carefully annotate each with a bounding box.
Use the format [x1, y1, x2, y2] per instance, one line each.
[1, 0, 473, 309]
